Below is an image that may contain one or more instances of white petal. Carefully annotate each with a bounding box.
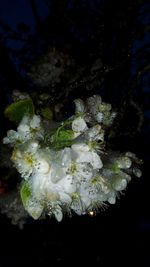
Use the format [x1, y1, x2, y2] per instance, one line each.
[114, 179, 127, 191]
[71, 198, 83, 215]
[72, 143, 89, 153]
[90, 152, 103, 169]
[57, 175, 76, 194]
[108, 196, 116, 204]
[76, 151, 92, 163]
[26, 200, 43, 220]
[30, 115, 41, 129]
[32, 172, 49, 199]
[61, 148, 72, 167]
[80, 196, 91, 210]
[72, 117, 87, 133]
[108, 191, 116, 204]
[18, 124, 30, 133]
[54, 208, 63, 222]
[75, 150, 102, 170]
[51, 165, 66, 183]
[59, 191, 72, 203]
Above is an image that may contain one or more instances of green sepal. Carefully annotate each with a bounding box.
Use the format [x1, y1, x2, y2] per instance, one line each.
[4, 98, 34, 123]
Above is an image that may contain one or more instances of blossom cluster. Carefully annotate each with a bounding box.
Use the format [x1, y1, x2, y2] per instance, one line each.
[3, 95, 141, 221]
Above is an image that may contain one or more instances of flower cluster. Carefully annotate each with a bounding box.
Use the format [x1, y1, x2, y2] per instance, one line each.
[3, 95, 142, 221]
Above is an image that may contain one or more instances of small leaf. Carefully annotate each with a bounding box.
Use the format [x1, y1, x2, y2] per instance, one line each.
[20, 181, 32, 207]
[4, 98, 34, 123]
[57, 129, 74, 141]
[51, 129, 74, 149]
[20, 181, 43, 219]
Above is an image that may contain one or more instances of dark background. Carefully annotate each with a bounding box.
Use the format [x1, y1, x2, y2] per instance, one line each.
[0, 1, 150, 266]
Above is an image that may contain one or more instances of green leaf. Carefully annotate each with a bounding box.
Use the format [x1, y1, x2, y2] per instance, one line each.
[20, 181, 32, 208]
[57, 129, 74, 141]
[51, 129, 74, 149]
[20, 181, 44, 219]
[4, 98, 34, 123]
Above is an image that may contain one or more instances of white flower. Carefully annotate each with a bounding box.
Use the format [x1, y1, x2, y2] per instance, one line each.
[61, 147, 93, 180]
[61, 146, 93, 180]
[11, 148, 35, 179]
[3, 115, 43, 145]
[86, 95, 116, 126]
[17, 115, 43, 142]
[11, 142, 51, 179]
[71, 178, 107, 213]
